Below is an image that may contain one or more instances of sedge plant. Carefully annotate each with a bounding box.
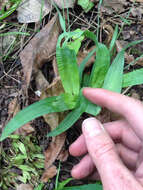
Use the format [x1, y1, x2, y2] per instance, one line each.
[1, 10, 143, 141]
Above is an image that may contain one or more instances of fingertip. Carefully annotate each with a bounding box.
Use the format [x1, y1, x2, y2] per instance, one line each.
[71, 165, 81, 179]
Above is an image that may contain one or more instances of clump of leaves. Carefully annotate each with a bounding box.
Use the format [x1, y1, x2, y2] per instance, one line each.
[1, 9, 143, 141]
[0, 135, 44, 189]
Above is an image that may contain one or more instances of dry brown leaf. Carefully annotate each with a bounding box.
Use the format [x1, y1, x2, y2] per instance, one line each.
[16, 184, 33, 190]
[17, 0, 75, 23]
[35, 70, 49, 92]
[8, 97, 20, 118]
[102, 0, 127, 14]
[37, 74, 67, 180]
[77, 46, 96, 67]
[14, 123, 35, 135]
[53, 0, 75, 8]
[20, 14, 60, 86]
[17, 0, 52, 23]
[41, 165, 57, 182]
[103, 24, 114, 46]
[116, 40, 143, 66]
[57, 149, 69, 162]
[116, 40, 134, 64]
[44, 133, 66, 168]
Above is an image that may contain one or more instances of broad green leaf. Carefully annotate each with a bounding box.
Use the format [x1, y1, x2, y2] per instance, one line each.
[48, 92, 87, 136]
[103, 50, 124, 93]
[109, 25, 118, 52]
[67, 34, 84, 54]
[0, 94, 78, 141]
[63, 183, 102, 190]
[85, 101, 101, 116]
[78, 0, 94, 13]
[123, 68, 143, 87]
[56, 47, 80, 95]
[89, 43, 110, 88]
[79, 48, 96, 83]
[84, 30, 98, 45]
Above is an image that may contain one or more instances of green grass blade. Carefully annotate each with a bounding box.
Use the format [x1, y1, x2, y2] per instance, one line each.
[89, 43, 110, 88]
[123, 68, 143, 87]
[0, 94, 77, 141]
[56, 47, 80, 95]
[63, 183, 102, 190]
[109, 25, 118, 52]
[0, 32, 30, 37]
[47, 107, 83, 137]
[103, 51, 124, 93]
[53, 3, 66, 33]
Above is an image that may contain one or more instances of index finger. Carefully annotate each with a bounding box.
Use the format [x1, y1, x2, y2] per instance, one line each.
[83, 88, 143, 141]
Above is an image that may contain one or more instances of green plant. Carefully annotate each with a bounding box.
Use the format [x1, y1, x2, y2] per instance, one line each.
[1, 9, 143, 141]
[54, 162, 102, 190]
[0, 135, 45, 189]
[0, 0, 22, 20]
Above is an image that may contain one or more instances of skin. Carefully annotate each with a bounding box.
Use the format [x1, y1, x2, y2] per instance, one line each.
[69, 88, 143, 190]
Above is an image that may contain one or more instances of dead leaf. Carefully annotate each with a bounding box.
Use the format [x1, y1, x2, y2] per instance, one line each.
[20, 14, 60, 86]
[102, 0, 127, 14]
[57, 149, 69, 162]
[36, 73, 68, 181]
[8, 97, 20, 118]
[131, 7, 143, 19]
[44, 133, 66, 167]
[17, 0, 52, 23]
[17, 0, 75, 23]
[41, 165, 57, 182]
[16, 184, 33, 190]
[35, 70, 49, 92]
[14, 123, 35, 135]
[53, 0, 75, 8]
[116, 40, 134, 64]
[77, 46, 96, 67]
[103, 24, 114, 46]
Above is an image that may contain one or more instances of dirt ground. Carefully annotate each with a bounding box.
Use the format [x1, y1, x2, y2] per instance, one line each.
[0, 1, 143, 189]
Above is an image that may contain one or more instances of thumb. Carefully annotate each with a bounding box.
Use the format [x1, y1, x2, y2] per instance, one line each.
[82, 118, 141, 189]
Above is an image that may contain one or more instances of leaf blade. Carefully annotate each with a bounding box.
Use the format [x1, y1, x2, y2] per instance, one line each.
[0, 94, 77, 141]
[63, 183, 102, 190]
[89, 43, 110, 88]
[56, 47, 80, 95]
[103, 51, 124, 93]
[123, 68, 143, 87]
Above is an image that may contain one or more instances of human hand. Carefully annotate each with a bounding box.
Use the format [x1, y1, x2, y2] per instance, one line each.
[69, 88, 143, 189]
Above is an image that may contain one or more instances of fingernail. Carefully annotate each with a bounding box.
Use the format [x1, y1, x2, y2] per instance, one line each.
[82, 117, 104, 137]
